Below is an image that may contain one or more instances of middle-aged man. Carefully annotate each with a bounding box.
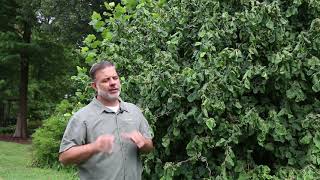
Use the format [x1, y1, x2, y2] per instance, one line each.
[59, 61, 154, 180]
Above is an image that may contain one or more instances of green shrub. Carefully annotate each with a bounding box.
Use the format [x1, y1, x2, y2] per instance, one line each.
[33, 0, 320, 178]
[31, 100, 79, 168]
[80, 0, 320, 179]
[32, 115, 67, 167]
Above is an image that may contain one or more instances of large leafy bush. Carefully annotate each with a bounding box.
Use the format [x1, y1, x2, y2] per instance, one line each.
[82, 0, 320, 178]
[35, 0, 320, 179]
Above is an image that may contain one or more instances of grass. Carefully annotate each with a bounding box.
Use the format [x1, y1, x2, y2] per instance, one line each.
[0, 141, 78, 180]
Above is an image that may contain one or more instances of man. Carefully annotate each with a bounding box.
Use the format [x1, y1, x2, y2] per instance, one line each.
[59, 61, 154, 180]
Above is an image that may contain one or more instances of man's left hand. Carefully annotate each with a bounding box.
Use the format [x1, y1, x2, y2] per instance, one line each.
[122, 131, 146, 148]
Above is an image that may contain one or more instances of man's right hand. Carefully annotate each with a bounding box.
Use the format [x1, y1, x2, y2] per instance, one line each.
[92, 135, 115, 154]
[59, 134, 116, 165]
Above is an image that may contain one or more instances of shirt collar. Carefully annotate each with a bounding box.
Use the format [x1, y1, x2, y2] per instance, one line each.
[91, 97, 129, 114]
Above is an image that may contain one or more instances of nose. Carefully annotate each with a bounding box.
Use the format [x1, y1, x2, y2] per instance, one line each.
[109, 78, 117, 86]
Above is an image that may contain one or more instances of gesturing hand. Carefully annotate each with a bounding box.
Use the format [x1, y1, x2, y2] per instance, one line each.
[122, 131, 145, 148]
[93, 135, 115, 154]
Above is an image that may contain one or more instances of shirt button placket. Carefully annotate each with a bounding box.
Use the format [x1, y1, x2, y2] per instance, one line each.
[116, 111, 126, 180]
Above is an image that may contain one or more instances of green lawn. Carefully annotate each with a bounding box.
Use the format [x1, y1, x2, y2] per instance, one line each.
[0, 141, 77, 180]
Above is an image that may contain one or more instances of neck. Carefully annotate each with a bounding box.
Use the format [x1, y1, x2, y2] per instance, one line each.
[96, 96, 119, 107]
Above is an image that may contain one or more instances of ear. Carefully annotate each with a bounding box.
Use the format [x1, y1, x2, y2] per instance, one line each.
[91, 82, 98, 91]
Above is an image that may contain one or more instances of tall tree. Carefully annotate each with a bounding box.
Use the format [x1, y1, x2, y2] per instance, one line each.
[1, 0, 121, 138]
[16, 0, 38, 138]
[0, 0, 81, 138]
[0, 0, 36, 138]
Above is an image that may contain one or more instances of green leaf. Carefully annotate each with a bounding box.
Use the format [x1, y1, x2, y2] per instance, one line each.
[293, 0, 302, 5]
[187, 91, 198, 102]
[274, 123, 287, 137]
[81, 47, 89, 54]
[205, 118, 216, 131]
[261, 71, 268, 79]
[162, 136, 170, 148]
[198, 31, 206, 38]
[286, 6, 298, 17]
[266, 19, 274, 30]
[186, 140, 198, 157]
[101, 29, 113, 41]
[195, 42, 202, 46]
[84, 34, 96, 44]
[115, 5, 126, 18]
[158, 0, 167, 7]
[91, 40, 101, 48]
[307, 56, 320, 68]
[286, 81, 306, 102]
[312, 74, 320, 92]
[173, 127, 180, 136]
[225, 147, 235, 167]
[186, 107, 197, 117]
[91, 11, 102, 20]
[85, 51, 96, 63]
[125, 0, 138, 9]
[235, 101, 242, 109]
[216, 138, 226, 147]
[300, 132, 312, 145]
[244, 78, 250, 89]
[104, 2, 114, 10]
[202, 107, 208, 117]
[238, 174, 250, 180]
[212, 100, 226, 111]
[313, 133, 320, 149]
[93, 21, 105, 32]
[270, 53, 282, 64]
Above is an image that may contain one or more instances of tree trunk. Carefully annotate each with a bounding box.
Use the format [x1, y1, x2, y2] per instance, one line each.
[13, 22, 31, 138]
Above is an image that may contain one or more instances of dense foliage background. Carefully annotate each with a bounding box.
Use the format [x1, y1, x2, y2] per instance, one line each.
[32, 0, 320, 179]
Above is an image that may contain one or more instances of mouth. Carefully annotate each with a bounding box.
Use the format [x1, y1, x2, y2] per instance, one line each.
[109, 89, 119, 93]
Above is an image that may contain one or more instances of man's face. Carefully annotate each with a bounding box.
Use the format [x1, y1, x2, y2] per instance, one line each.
[92, 66, 121, 102]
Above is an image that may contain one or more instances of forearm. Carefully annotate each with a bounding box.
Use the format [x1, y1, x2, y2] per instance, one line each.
[139, 138, 154, 153]
[59, 143, 97, 165]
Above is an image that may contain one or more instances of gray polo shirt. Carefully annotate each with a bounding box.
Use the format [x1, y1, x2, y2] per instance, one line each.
[59, 98, 153, 180]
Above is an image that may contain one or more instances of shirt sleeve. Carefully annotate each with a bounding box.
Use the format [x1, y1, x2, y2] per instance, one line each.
[59, 115, 87, 153]
[138, 111, 153, 140]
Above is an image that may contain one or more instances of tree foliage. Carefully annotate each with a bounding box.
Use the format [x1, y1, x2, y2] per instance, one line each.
[0, 0, 81, 137]
[37, 0, 120, 45]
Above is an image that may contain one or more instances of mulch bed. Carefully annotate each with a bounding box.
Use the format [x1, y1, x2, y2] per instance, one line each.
[0, 134, 32, 144]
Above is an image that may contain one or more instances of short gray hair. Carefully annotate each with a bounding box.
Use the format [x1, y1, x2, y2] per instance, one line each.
[89, 61, 115, 80]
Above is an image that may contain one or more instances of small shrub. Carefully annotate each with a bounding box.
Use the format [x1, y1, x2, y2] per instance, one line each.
[32, 115, 67, 167]
[31, 100, 75, 168]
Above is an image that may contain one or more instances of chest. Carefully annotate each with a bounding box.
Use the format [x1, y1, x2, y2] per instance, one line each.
[86, 112, 140, 143]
